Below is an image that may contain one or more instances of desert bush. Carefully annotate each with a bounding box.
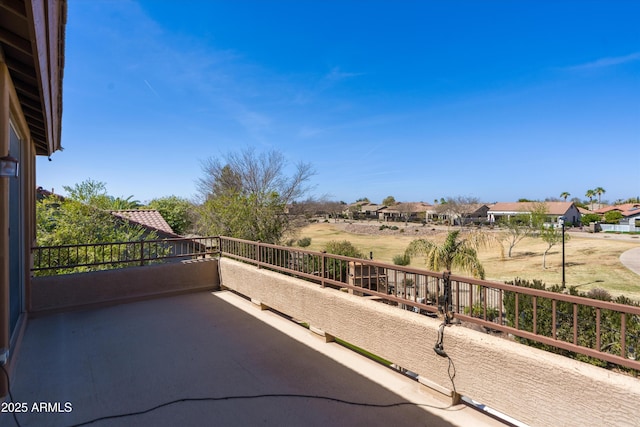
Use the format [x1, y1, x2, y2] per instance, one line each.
[503, 278, 640, 371]
[464, 303, 500, 321]
[581, 213, 601, 226]
[392, 253, 411, 266]
[297, 237, 312, 247]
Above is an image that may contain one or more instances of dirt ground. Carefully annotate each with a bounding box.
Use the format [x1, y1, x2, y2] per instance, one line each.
[299, 219, 640, 300]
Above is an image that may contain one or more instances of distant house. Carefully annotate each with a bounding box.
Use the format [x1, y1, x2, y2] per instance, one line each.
[344, 202, 386, 219]
[457, 203, 491, 225]
[379, 202, 430, 222]
[36, 186, 65, 202]
[111, 209, 179, 238]
[595, 203, 640, 226]
[428, 203, 490, 225]
[488, 202, 581, 226]
[360, 203, 386, 218]
[110, 209, 205, 261]
[577, 207, 595, 216]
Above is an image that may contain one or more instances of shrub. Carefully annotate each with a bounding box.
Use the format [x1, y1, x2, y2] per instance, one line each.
[581, 213, 601, 226]
[322, 240, 364, 283]
[324, 240, 364, 258]
[604, 211, 623, 224]
[503, 278, 640, 371]
[390, 225, 399, 230]
[464, 303, 500, 321]
[392, 253, 411, 266]
[379, 224, 388, 231]
[297, 237, 311, 247]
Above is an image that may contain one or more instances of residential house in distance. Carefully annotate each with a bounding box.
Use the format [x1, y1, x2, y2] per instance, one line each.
[344, 202, 386, 219]
[111, 209, 179, 238]
[378, 202, 430, 222]
[595, 203, 640, 232]
[595, 203, 640, 226]
[359, 202, 386, 219]
[441, 203, 491, 226]
[487, 201, 581, 226]
[462, 203, 491, 225]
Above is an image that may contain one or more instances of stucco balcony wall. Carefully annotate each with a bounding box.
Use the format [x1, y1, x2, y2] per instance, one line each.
[31, 258, 219, 315]
[219, 257, 639, 427]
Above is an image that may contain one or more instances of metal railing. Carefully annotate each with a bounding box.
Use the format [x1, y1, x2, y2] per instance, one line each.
[32, 237, 218, 275]
[218, 236, 640, 371]
[30, 236, 640, 371]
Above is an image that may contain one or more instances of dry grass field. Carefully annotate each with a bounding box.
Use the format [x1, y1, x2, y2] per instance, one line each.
[298, 221, 640, 301]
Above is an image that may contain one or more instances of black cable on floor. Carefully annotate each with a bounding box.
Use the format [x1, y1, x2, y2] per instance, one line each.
[68, 393, 456, 427]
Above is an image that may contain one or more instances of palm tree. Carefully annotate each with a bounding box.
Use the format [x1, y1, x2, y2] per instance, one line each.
[585, 189, 596, 211]
[405, 230, 486, 279]
[594, 187, 606, 207]
[109, 195, 142, 210]
[560, 192, 570, 201]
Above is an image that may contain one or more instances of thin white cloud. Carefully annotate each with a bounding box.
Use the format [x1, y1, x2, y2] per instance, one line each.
[143, 79, 160, 99]
[293, 66, 364, 105]
[567, 52, 640, 70]
[322, 67, 363, 84]
[298, 126, 325, 139]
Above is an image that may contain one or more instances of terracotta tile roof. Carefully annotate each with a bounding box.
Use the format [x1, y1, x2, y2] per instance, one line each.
[595, 204, 640, 217]
[578, 207, 595, 215]
[488, 201, 575, 215]
[110, 209, 176, 235]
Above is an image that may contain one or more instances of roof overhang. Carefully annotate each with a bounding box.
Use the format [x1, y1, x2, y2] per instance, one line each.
[0, 0, 66, 155]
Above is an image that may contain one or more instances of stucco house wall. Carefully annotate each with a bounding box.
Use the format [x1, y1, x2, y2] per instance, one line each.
[0, 0, 66, 397]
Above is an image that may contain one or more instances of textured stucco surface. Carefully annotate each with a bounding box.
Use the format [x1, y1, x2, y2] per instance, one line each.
[31, 258, 219, 314]
[220, 257, 640, 427]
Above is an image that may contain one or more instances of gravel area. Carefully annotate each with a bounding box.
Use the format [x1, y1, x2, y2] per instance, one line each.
[332, 220, 447, 237]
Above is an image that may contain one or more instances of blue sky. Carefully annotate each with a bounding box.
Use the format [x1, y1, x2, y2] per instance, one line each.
[37, 0, 639, 205]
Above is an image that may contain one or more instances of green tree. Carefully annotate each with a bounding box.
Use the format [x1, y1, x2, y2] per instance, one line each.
[37, 196, 149, 246]
[529, 202, 550, 230]
[603, 210, 623, 224]
[147, 196, 194, 235]
[322, 240, 364, 283]
[109, 195, 142, 210]
[405, 230, 486, 279]
[382, 196, 396, 206]
[63, 179, 141, 210]
[63, 179, 108, 205]
[560, 192, 570, 201]
[35, 195, 161, 275]
[324, 240, 364, 258]
[539, 225, 570, 269]
[499, 214, 534, 258]
[196, 148, 314, 244]
[581, 213, 601, 226]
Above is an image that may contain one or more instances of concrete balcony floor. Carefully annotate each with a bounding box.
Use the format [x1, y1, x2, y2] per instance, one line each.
[2, 291, 505, 426]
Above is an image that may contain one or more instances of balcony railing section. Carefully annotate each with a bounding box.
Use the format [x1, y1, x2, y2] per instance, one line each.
[32, 237, 218, 275]
[219, 236, 640, 371]
[30, 236, 640, 371]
